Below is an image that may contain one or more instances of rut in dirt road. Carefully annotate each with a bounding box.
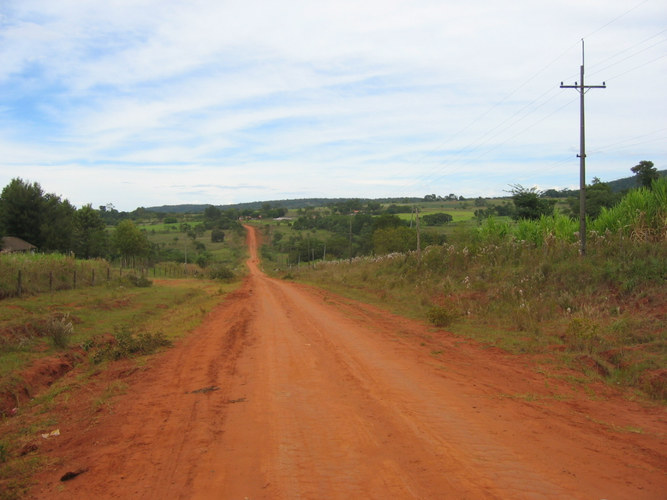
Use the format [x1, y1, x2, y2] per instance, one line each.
[33, 225, 666, 499]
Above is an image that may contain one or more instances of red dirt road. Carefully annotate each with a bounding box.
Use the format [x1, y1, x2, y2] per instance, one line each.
[33, 226, 665, 499]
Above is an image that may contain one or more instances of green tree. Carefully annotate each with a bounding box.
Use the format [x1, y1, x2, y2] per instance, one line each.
[113, 220, 150, 267]
[98, 203, 125, 225]
[567, 178, 621, 219]
[74, 204, 108, 258]
[372, 226, 416, 255]
[0, 178, 44, 246]
[204, 205, 221, 225]
[422, 213, 453, 226]
[40, 193, 76, 253]
[211, 229, 225, 243]
[509, 185, 555, 220]
[372, 214, 404, 231]
[631, 160, 659, 189]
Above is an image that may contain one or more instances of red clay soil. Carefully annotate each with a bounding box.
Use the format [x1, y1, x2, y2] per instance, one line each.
[1, 352, 81, 416]
[30, 226, 666, 499]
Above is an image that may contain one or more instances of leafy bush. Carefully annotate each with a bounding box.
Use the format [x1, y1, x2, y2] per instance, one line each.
[92, 328, 172, 363]
[565, 317, 601, 354]
[211, 229, 225, 243]
[118, 274, 153, 288]
[427, 304, 460, 327]
[206, 264, 235, 280]
[422, 213, 453, 226]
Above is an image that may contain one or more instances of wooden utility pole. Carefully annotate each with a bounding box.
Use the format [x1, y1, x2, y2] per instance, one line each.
[348, 214, 353, 262]
[561, 40, 605, 256]
[415, 207, 421, 261]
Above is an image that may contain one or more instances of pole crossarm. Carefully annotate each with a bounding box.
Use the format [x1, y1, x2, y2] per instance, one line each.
[560, 83, 607, 90]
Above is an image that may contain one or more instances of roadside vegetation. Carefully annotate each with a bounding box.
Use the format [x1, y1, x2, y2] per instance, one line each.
[265, 177, 666, 402]
[0, 277, 240, 498]
[0, 180, 250, 498]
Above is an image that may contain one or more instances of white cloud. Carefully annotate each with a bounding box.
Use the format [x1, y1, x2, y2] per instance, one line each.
[0, 0, 665, 210]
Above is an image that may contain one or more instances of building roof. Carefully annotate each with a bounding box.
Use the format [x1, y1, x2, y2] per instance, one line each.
[1, 236, 37, 253]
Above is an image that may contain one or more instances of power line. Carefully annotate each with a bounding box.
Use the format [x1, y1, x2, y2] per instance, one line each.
[587, 28, 667, 76]
[583, 0, 652, 39]
[588, 34, 667, 78]
[414, 95, 578, 191]
[604, 52, 667, 81]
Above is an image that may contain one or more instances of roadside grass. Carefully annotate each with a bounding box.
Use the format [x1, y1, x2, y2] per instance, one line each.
[1, 278, 235, 379]
[0, 254, 112, 299]
[0, 277, 240, 498]
[290, 228, 666, 402]
[259, 182, 666, 402]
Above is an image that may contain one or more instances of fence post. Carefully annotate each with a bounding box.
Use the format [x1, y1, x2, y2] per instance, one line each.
[73, 270, 77, 289]
[17, 270, 22, 297]
[92, 269, 95, 286]
[49, 271, 53, 292]
[107, 267, 110, 282]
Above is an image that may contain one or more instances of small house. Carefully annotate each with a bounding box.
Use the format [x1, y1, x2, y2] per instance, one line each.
[1, 236, 37, 254]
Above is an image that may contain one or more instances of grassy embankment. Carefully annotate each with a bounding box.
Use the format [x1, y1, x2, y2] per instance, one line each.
[269, 183, 667, 402]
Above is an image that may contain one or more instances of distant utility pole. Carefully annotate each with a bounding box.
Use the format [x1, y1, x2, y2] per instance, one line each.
[560, 39, 606, 256]
[414, 206, 421, 261]
[348, 214, 353, 263]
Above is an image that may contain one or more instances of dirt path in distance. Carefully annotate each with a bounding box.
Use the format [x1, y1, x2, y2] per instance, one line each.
[32, 225, 666, 499]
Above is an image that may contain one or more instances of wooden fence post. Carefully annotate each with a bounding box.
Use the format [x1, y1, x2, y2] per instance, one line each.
[49, 271, 53, 292]
[73, 270, 77, 289]
[17, 270, 22, 297]
[92, 269, 95, 286]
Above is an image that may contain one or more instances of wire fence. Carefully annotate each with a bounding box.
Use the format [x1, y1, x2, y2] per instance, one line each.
[0, 254, 204, 299]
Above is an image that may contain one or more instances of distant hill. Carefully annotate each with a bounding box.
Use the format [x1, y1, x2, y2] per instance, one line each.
[606, 169, 667, 192]
[146, 197, 423, 214]
[143, 170, 665, 214]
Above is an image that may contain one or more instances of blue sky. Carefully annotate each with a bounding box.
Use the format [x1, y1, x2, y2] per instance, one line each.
[1, 0, 665, 211]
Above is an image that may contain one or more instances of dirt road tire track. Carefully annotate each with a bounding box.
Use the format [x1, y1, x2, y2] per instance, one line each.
[32, 225, 665, 499]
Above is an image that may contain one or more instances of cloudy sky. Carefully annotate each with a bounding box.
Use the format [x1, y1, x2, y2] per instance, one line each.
[1, 0, 665, 211]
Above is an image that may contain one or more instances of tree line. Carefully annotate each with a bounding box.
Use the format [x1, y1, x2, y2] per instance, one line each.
[476, 161, 661, 221]
[0, 178, 160, 265]
[0, 178, 247, 266]
[0, 178, 109, 258]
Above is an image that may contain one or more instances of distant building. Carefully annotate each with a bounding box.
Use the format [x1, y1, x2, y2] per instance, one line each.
[1, 236, 37, 254]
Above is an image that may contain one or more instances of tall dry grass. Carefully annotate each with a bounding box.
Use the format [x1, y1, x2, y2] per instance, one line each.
[0, 253, 110, 299]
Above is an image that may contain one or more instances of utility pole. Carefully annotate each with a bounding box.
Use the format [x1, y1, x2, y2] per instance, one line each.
[348, 214, 353, 263]
[561, 40, 605, 256]
[415, 206, 421, 261]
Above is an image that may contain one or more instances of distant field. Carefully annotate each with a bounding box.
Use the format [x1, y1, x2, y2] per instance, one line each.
[138, 221, 205, 233]
[143, 224, 247, 271]
[140, 222, 181, 232]
[395, 211, 475, 223]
